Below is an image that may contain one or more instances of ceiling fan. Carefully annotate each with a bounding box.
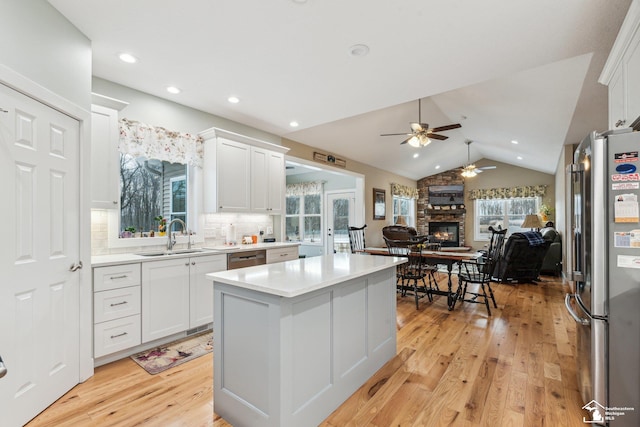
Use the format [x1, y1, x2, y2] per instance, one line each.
[380, 99, 461, 147]
[460, 140, 496, 177]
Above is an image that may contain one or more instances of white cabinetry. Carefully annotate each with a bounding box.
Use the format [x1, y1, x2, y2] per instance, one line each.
[142, 258, 190, 343]
[141, 253, 227, 343]
[201, 127, 289, 214]
[251, 147, 285, 214]
[189, 254, 226, 327]
[93, 264, 142, 357]
[600, 1, 640, 129]
[266, 246, 299, 264]
[90, 105, 120, 209]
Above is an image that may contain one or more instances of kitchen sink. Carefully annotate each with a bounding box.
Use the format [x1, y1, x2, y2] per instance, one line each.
[135, 248, 207, 257]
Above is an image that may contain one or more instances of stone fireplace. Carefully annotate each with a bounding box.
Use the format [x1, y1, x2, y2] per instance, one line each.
[428, 222, 460, 247]
[417, 170, 466, 247]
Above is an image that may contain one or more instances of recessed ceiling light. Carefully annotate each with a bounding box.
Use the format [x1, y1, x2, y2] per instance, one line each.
[166, 86, 181, 94]
[119, 53, 137, 63]
[413, 153, 419, 159]
[292, 0, 308, 3]
[435, 165, 441, 169]
[228, 96, 239, 104]
[517, 156, 523, 160]
[289, 121, 299, 128]
[348, 44, 370, 57]
[511, 140, 519, 144]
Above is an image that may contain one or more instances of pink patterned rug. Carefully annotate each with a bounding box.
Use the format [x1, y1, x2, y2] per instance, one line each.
[130, 331, 212, 374]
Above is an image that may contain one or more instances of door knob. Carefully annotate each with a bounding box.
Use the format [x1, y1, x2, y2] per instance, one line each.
[0, 355, 7, 379]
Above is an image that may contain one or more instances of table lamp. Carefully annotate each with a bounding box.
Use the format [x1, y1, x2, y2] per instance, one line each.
[521, 214, 542, 231]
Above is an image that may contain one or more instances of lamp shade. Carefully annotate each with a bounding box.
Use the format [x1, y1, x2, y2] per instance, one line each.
[395, 215, 407, 226]
[521, 214, 542, 230]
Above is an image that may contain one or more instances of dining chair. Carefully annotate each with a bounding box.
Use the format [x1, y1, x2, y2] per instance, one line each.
[384, 236, 432, 309]
[457, 257, 498, 315]
[347, 224, 367, 253]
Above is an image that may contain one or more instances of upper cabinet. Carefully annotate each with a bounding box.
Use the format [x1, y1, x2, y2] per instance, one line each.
[600, 1, 640, 129]
[201, 128, 288, 214]
[90, 104, 120, 209]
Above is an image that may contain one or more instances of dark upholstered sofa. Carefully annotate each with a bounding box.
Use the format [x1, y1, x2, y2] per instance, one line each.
[493, 232, 551, 284]
[540, 227, 562, 275]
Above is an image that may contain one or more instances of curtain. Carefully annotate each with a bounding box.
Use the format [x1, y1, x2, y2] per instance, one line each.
[286, 181, 324, 196]
[390, 183, 419, 199]
[468, 185, 547, 200]
[118, 118, 204, 167]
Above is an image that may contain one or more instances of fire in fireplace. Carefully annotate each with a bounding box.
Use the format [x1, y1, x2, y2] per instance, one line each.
[428, 222, 460, 247]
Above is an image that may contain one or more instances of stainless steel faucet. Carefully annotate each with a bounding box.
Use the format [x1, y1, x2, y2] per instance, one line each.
[166, 218, 186, 251]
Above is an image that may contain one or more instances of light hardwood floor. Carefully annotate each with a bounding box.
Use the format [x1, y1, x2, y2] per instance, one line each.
[28, 274, 588, 426]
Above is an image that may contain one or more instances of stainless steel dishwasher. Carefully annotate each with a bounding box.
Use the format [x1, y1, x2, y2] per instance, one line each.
[227, 250, 266, 270]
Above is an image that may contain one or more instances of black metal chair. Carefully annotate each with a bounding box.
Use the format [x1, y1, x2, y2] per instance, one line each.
[457, 257, 498, 315]
[384, 236, 433, 309]
[347, 224, 367, 253]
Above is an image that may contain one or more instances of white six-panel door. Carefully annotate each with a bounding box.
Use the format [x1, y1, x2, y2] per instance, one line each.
[0, 82, 81, 426]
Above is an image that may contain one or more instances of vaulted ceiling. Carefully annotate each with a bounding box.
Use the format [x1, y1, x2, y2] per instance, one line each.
[49, 0, 632, 180]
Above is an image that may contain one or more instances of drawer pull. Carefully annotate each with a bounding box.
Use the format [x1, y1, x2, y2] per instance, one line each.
[110, 301, 128, 307]
[110, 332, 128, 339]
[109, 275, 128, 280]
[280, 253, 288, 257]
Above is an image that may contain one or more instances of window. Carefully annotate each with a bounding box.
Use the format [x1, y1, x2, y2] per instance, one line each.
[392, 196, 415, 226]
[119, 153, 188, 235]
[286, 194, 322, 244]
[474, 197, 541, 240]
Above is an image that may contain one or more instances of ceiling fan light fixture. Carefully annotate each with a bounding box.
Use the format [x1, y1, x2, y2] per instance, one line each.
[408, 136, 421, 147]
[461, 168, 477, 178]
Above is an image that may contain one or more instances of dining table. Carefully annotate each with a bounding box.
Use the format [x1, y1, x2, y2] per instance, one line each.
[363, 247, 483, 310]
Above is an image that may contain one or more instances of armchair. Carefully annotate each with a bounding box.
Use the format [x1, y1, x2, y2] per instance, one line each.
[493, 231, 551, 284]
[540, 227, 562, 275]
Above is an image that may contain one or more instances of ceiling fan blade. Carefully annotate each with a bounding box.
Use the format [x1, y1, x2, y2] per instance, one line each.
[410, 122, 424, 132]
[400, 136, 413, 145]
[430, 123, 461, 133]
[380, 132, 412, 136]
[427, 133, 448, 141]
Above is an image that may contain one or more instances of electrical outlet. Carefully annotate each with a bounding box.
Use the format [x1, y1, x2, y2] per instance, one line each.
[266, 227, 273, 235]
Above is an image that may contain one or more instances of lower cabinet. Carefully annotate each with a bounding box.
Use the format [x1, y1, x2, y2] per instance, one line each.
[142, 254, 226, 343]
[266, 246, 299, 264]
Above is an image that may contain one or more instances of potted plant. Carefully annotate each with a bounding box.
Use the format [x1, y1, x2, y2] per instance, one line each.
[122, 226, 136, 238]
[155, 216, 167, 236]
[539, 204, 553, 222]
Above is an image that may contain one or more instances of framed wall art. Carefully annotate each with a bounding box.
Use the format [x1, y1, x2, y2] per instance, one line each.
[373, 188, 386, 220]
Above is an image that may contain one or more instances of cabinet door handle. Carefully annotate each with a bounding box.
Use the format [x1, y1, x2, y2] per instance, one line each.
[110, 301, 128, 307]
[191, 261, 196, 265]
[110, 332, 128, 339]
[616, 119, 626, 127]
[110, 275, 128, 280]
[69, 261, 83, 272]
[185, 262, 190, 266]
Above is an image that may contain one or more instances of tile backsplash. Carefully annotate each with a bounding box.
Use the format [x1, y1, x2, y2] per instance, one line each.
[91, 210, 274, 255]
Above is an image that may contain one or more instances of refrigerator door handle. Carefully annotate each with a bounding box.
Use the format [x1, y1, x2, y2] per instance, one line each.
[565, 293, 590, 325]
[566, 162, 585, 282]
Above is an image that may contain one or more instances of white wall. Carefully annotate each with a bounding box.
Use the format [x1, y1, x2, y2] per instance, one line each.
[0, 0, 91, 109]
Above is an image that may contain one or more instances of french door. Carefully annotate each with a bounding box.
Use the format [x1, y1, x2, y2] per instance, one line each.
[326, 192, 356, 254]
[0, 82, 82, 426]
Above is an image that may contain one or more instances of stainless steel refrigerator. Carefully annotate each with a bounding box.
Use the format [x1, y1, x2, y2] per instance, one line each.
[566, 128, 640, 426]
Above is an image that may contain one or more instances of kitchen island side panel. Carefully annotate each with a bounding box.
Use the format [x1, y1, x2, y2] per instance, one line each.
[212, 266, 397, 427]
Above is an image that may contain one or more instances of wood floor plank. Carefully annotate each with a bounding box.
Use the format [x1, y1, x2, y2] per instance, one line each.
[28, 275, 590, 427]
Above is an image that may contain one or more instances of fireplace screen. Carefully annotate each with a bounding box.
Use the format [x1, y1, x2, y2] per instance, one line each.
[429, 222, 459, 247]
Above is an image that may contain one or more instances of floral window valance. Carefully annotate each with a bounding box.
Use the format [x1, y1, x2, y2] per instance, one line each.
[468, 185, 547, 200]
[390, 183, 419, 199]
[286, 181, 324, 196]
[118, 118, 204, 167]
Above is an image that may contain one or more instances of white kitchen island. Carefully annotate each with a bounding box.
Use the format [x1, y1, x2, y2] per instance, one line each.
[206, 253, 405, 427]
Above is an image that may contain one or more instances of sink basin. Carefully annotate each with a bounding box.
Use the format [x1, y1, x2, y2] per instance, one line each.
[136, 248, 206, 257]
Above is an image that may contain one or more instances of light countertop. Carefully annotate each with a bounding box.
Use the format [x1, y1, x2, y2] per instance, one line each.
[91, 242, 300, 267]
[206, 253, 405, 298]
